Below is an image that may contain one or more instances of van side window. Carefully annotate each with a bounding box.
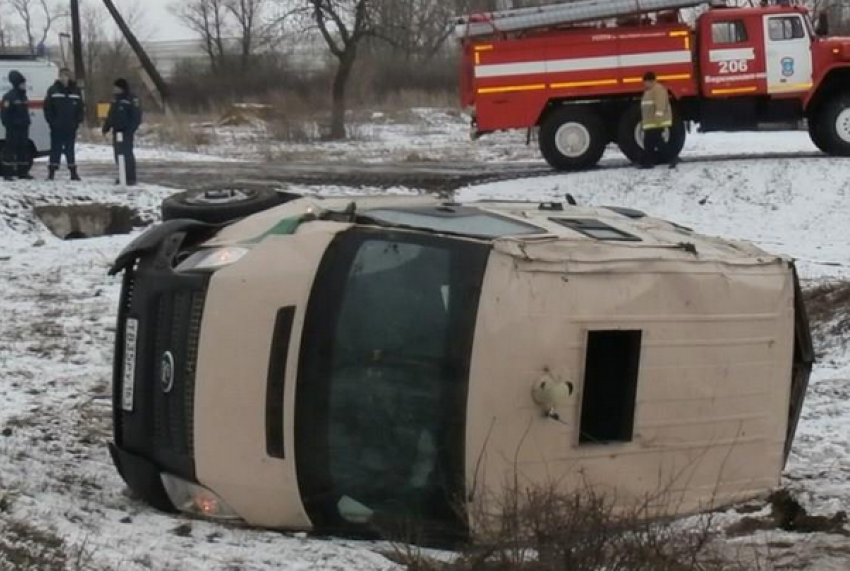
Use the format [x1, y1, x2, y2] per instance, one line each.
[712, 20, 748, 44]
[768, 17, 805, 41]
[551, 218, 641, 242]
[579, 331, 642, 445]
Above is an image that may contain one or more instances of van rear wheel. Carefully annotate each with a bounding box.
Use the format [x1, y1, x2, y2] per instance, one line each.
[617, 104, 686, 164]
[539, 107, 606, 171]
[813, 96, 850, 156]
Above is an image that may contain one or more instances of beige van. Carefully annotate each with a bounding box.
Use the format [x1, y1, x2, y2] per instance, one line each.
[109, 192, 813, 539]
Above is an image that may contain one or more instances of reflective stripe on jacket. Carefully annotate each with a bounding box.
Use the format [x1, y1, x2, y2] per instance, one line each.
[44, 81, 85, 132]
[641, 83, 673, 130]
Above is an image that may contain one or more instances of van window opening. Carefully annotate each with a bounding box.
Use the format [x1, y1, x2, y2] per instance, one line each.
[579, 330, 643, 445]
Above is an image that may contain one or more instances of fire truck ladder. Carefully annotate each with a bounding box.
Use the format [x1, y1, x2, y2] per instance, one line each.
[456, 0, 726, 38]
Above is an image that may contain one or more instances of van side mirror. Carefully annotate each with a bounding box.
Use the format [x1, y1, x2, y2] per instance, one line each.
[815, 13, 829, 37]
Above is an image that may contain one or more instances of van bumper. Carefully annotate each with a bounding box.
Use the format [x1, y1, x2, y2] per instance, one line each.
[109, 443, 176, 513]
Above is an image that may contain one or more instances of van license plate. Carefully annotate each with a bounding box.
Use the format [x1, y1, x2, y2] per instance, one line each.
[122, 318, 139, 412]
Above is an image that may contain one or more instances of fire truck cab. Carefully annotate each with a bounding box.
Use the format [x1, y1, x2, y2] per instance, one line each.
[458, 0, 850, 170]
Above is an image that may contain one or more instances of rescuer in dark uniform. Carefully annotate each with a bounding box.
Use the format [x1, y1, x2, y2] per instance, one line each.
[44, 68, 85, 181]
[1, 70, 33, 181]
[102, 78, 142, 186]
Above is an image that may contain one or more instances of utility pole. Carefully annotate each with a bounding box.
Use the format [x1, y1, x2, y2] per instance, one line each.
[101, 0, 170, 110]
[70, 0, 85, 83]
[69, 0, 95, 126]
[67, 0, 170, 113]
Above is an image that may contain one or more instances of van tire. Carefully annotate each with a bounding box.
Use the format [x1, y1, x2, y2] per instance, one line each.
[617, 104, 686, 164]
[813, 96, 850, 156]
[539, 106, 606, 171]
[162, 188, 295, 224]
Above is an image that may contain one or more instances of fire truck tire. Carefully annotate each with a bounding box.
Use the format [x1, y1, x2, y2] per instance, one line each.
[539, 107, 607, 170]
[617, 105, 686, 164]
[814, 96, 850, 156]
[807, 120, 830, 153]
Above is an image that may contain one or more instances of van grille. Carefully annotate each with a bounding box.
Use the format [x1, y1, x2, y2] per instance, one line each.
[152, 287, 207, 460]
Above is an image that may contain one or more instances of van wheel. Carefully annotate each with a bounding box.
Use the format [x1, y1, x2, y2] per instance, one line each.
[161, 188, 297, 224]
[539, 107, 606, 171]
[617, 104, 686, 164]
[813, 96, 850, 156]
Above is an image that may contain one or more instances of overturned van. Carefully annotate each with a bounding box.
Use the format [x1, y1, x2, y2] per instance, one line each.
[109, 193, 813, 539]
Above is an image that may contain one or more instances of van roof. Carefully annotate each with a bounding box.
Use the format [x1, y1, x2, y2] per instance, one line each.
[211, 194, 784, 266]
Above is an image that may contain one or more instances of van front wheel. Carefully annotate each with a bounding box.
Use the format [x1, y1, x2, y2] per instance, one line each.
[539, 107, 606, 171]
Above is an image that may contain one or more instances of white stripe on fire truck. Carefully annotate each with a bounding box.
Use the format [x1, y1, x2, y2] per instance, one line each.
[474, 50, 692, 79]
[708, 48, 756, 63]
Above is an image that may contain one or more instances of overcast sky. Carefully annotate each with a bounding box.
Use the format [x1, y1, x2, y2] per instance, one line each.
[143, 0, 195, 41]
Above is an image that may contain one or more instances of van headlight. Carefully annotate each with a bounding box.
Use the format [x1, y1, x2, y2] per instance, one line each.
[161, 474, 243, 522]
[176, 247, 250, 272]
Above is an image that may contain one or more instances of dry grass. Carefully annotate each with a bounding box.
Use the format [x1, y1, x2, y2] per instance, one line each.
[146, 113, 217, 153]
[388, 483, 772, 571]
[0, 519, 68, 571]
[145, 87, 460, 150]
[804, 281, 850, 338]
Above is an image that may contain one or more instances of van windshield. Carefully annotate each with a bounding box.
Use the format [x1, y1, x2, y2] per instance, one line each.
[364, 206, 545, 239]
[296, 229, 489, 538]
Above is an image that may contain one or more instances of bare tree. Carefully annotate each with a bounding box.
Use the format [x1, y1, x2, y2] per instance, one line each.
[0, 5, 20, 50]
[372, 1, 456, 63]
[225, 0, 269, 68]
[299, 0, 379, 139]
[7, 0, 66, 55]
[170, 0, 230, 71]
[75, 0, 149, 107]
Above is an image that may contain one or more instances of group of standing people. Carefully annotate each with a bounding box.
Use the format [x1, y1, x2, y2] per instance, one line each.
[1, 69, 142, 184]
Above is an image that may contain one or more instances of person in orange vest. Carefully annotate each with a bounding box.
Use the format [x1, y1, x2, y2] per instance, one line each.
[639, 71, 679, 170]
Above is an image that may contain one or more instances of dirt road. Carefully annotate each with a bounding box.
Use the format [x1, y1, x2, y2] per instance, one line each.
[79, 150, 830, 192]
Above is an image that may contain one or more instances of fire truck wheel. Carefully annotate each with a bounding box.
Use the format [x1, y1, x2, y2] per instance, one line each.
[539, 107, 606, 170]
[807, 120, 830, 153]
[815, 96, 850, 156]
[617, 105, 686, 164]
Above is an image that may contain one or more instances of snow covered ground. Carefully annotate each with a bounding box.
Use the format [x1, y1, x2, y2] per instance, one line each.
[138, 107, 822, 165]
[1, 127, 849, 570]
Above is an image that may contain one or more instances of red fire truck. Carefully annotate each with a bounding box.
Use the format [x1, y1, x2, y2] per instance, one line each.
[457, 0, 850, 170]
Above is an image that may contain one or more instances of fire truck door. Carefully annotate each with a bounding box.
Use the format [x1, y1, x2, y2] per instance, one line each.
[763, 14, 813, 94]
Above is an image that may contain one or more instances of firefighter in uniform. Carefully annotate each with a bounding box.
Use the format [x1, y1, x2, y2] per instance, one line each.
[640, 71, 679, 169]
[1, 70, 33, 181]
[45, 68, 85, 181]
[102, 78, 142, 186]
